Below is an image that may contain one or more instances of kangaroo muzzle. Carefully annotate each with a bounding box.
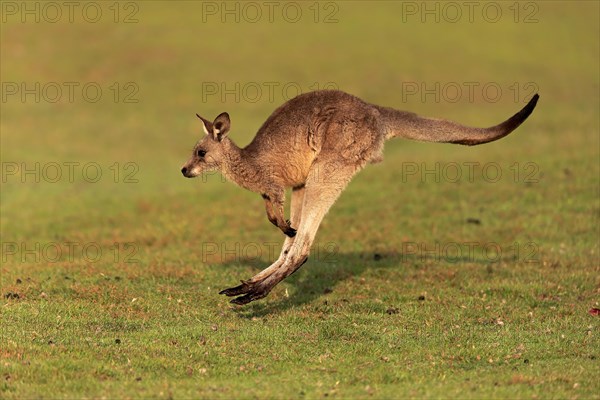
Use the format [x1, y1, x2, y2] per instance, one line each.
[181, 164, 198, 178]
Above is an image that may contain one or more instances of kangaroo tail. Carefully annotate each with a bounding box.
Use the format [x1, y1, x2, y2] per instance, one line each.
[377, 94, 539, 146]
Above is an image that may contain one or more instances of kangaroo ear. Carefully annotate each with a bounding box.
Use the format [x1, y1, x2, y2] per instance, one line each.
[212, 112, 230, 141]
[196, 113, 213, 136]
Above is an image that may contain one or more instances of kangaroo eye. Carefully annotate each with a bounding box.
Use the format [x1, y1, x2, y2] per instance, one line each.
[197, 149, 206, 157]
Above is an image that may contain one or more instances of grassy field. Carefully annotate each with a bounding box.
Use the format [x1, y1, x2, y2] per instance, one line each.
[1, 1, 599, 398]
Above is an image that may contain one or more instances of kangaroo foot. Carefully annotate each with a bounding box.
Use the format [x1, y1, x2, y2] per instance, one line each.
[218, 280, 253, 297]
[219, 279, 272, 305]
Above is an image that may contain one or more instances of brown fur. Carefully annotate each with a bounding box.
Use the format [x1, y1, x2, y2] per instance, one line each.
[181, 90, 539, 304]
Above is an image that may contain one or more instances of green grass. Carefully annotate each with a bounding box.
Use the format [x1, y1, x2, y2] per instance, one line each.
[1, 1, 599, 398]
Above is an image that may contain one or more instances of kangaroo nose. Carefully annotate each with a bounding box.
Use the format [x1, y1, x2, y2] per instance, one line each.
[181, 167, 188, 176]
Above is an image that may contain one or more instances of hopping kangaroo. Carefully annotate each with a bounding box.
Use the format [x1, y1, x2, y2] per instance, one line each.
[181, 90, 539, 305]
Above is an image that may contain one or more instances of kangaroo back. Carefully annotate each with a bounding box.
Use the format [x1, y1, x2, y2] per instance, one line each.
[376, 94, 539, 146]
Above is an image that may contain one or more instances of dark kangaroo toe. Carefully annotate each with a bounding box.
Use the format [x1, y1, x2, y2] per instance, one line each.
[219, 280, 253, 297]
[230, 288, 270, 305]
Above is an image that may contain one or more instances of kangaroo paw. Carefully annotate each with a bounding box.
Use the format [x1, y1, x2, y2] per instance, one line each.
[283, 220, 297, 237]
[284, 227, 297, 237]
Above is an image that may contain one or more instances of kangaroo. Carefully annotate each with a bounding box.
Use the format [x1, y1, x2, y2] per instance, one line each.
[181, 90, 539, 305]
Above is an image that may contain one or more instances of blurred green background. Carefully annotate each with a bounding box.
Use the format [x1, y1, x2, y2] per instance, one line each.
[1, 1, 598, 398]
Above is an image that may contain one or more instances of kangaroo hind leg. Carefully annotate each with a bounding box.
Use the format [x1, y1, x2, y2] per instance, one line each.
[227, 164, 358, 305]
[219, 185, 306, 298]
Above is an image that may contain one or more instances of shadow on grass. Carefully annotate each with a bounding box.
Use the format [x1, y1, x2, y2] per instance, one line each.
[214, 250, 512, 317]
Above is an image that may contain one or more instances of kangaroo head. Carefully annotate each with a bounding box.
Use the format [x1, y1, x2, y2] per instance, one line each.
[181, 112, 231, 178]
